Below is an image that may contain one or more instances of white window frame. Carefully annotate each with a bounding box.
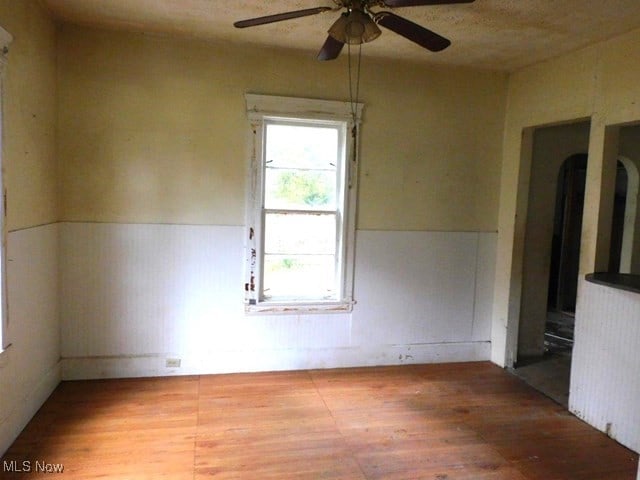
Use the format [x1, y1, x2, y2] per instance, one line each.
[244, 94, 362, 314]
[0, 26, 12, 352]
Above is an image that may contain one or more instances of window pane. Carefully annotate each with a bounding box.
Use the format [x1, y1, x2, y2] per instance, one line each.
[264, 254, 336, 299]
[265, 124, 339, 170]
[251, 114, 350, 305]
[265, 168, 336, 210]
[264, 213, 336, 255]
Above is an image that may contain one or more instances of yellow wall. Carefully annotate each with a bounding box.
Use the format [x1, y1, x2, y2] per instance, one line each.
[492, 27, 640, 366]
[57, 25, 507, 231]
[0, 0, 57, 231]
[0, 0, 60, 457]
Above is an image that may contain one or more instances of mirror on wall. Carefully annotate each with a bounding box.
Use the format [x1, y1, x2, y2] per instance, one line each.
[610, 124, 640, 274]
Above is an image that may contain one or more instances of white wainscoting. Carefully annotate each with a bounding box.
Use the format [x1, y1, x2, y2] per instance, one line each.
[60, 223, 496, 379]
[570, 280, 640, 453]
[0, 224, 60, 455]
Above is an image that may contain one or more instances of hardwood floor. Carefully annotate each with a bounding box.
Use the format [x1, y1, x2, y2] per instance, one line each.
[2, 362, 638, 479]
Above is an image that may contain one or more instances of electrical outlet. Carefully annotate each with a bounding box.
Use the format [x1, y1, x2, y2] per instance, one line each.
[165, 358, 181, 368]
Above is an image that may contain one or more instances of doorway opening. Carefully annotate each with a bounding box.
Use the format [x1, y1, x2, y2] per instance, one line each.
[612, 156, 639, 274]
[609, 160, 629, 272]
[517, 152, 638, 405]
[513, 120, 591, 407]
[545, 153, 588, 356]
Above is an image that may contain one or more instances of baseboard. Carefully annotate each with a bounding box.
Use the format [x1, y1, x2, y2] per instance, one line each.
[61, 342, 491, 380]
[0, 360, 61, 456]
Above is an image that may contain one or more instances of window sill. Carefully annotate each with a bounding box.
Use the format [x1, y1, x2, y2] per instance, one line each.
[245, 300, 354, 315]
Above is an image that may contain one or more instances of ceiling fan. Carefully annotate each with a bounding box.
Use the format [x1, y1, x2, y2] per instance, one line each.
[234, 0, 475, 61]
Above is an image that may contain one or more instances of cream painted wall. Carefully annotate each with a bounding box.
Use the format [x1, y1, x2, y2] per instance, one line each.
[0, 0, 58, 231]
[493, 24, 640, 454]
[57, 25, 507, 232]
[0, 0, 60, 456]
[492, 26, 640, 367]
[53, 24, 504, 387]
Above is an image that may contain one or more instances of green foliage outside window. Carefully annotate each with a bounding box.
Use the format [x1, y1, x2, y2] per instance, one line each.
[275, 170, 331, 207]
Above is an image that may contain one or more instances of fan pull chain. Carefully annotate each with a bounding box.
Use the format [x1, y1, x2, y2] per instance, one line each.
[347, 41, 362, 189]
[347, 41, 363, 124]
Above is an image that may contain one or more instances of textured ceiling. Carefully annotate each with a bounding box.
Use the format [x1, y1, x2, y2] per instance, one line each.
[42, 0, 640, 71]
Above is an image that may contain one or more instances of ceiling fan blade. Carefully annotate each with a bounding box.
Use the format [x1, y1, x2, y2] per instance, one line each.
[234, 7, 332, 29]
[318, 36, 345, 61]
[374, 11, 450, 52]
[382, 0, 474, 6]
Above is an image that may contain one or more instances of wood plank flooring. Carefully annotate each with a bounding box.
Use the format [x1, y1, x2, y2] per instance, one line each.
[2, 362, 638, 479]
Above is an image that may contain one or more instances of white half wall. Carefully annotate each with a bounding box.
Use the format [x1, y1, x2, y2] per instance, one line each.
[0, 224, 60, 455]
[60, 223, 496, 379]
[570, 280, 640, 452]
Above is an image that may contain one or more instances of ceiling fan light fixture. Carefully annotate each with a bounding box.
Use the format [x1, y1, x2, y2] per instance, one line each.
[328, 10, 381, 45]
[235, 0, 472, 59]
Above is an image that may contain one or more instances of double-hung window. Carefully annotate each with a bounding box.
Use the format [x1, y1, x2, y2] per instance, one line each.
[244, 94, 361, 313]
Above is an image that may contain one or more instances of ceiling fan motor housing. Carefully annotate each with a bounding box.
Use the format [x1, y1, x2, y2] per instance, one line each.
[233, 0, 476, 60]
[328, 9, 382, 44]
